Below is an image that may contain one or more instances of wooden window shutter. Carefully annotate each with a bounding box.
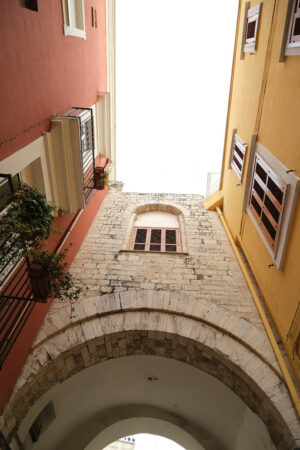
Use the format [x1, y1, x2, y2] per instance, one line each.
[132, 227, 181, 252]
[249, 155, 287, 252]
[231, 135, 247, 180]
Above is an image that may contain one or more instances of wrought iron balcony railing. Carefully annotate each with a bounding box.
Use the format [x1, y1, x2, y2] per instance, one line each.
[0, 174, 45, 369]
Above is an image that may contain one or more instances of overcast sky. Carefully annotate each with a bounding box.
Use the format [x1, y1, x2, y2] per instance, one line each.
[116, 0, 238, 443]
[134, 434, 184, 450]
[116, 0, 239, 196]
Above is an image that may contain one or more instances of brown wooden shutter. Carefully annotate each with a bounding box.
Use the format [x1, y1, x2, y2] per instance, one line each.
[133, 227, 181, 252]
[231, 136, 246, 180]
[249, 155, 287, 252]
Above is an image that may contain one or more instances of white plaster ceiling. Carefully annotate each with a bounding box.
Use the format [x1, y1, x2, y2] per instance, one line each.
[18, 355, 275, 450]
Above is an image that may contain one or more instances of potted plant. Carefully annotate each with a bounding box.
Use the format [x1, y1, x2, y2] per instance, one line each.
[29, 247, 83, 302]
[94, 166, 109, 190]
[0, 183, 55, 265]
[0, 183, 85, 306]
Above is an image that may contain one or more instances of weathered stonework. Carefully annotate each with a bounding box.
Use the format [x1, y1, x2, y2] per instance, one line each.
[71, 189, 268, 328]
[2, 187, 300, 448]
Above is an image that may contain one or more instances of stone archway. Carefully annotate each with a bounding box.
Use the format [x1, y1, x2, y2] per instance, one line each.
[1, 291, 298, 449]
[85, 416, 204, 450]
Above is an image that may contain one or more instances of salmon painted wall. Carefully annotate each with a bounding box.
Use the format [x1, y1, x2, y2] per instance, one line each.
[219, 0, 300, 385]
[0, 0, 107, 161]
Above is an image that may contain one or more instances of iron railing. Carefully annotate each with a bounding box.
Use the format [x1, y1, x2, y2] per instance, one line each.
[0, 175, 44, 369]
[63, 107, 96, 204]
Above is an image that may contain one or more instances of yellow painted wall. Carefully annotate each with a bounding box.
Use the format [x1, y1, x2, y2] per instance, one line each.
[220, 0, 300, 385]
[222, 0, 276, 237]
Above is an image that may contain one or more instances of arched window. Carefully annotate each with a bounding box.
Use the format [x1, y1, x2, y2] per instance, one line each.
[131, 211, 181, 253]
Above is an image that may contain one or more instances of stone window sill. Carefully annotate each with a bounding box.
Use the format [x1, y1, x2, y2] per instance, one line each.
[119, 250, 189, 256]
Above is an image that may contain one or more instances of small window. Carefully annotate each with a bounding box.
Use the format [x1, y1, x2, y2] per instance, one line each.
[19, 0, 38, 11]
[286, 0, 300, 54]
[62, 0, 86, 39]
[132, 227, 181, 253]
[248, 154, 287, 253]
[243, 3, 261, 53]
[231, 134, 247, 180]
[28, 402, 55, 444]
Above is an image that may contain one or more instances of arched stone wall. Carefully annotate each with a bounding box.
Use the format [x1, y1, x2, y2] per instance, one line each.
[1, 290, 298, 449]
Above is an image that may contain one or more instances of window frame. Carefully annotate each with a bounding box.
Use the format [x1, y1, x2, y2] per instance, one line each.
[248, 154, 287, 253]
[243, 3, 262, 53]
[286, 0, 300, 55]
[61, 0, 86, 40]
[132, 227, 181, 253]
[246, 142, 300, 269]
[230, 133, 247, 180]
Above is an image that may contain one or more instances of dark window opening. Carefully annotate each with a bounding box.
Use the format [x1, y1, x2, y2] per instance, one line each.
[267, 177, 283, 204]
[234, 144, 244, 160]
[233, 156, 242, 171]
[134, 243, 146, 250]
[294, 17, 300, 35]
[265, 195, 280, 223]
[29, 402, 55, 443]
[19, 0, 38, 11]
[262, 213, 276, 240]
[256, 162, 267, 184]
[166, 230, 176, 244]
[251, 195, 262, 217]
[246, 20, 256, 39]
[253, 180, 264, 201]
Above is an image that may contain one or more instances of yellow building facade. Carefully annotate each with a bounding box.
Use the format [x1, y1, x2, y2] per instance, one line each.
[206, 0, 300, 388]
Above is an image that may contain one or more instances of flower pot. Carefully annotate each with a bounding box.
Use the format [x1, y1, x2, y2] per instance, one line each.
[28, 261, 49, 301]
[94, 166, 106, 190]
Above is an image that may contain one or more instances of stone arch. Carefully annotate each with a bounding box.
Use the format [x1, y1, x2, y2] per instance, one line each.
[2, 291, 297, 449]
[70, 410, 205, 450]
[122, 202, 189, 252]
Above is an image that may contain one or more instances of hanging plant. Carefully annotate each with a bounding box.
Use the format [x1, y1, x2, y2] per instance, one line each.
[29, 246, 84, 302]
[0, 182, 86, 307]
[0, 184, 56, 270]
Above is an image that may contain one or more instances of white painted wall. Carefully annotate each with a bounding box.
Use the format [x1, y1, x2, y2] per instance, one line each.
[18, 356, 275, 450]
[134, 212, 179, 228]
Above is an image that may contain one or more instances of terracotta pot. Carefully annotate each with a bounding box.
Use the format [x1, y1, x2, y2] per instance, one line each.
[28, 261, 49, 301]
[94, 166, 105, 190]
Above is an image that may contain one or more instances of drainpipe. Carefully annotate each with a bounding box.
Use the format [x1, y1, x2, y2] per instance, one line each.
[216, 206, 300, 418]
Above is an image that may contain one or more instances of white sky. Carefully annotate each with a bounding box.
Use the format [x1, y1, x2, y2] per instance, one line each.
[125, 434, 185, 450]
[116, 0, 239, 195]
[115, 1, 238, 447]
[114, 4, 238, 448]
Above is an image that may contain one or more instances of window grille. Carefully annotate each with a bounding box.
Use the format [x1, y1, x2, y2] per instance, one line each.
[63, 108, 95, 205]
